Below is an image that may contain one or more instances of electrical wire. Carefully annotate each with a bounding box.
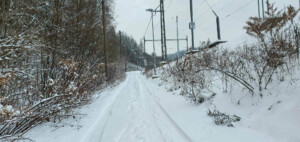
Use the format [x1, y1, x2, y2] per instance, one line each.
[222, 0, 256, 20]
[194, 0, 220, 22]
[166, 0, 174, 12]
[203, 0, 214, 11]
[143, 0, 166, 38]
[217, 0, 235, 12]
[154, 0, 165, 12]
[143, 16, 153, 37]
[194, 0, 257, 34]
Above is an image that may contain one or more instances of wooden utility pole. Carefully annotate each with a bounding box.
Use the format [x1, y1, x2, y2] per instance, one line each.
[186, 36, 189, 52]
[143, 36, 146, 53]
[125, 45, 127, 72]
[0, 0, 5, 13]
[119, 31, 122, 57]
[267, 0, 269, 14]
[102, 0, 108, 78]
[0, 0, 6, 38]
[176, 16, 179, 58]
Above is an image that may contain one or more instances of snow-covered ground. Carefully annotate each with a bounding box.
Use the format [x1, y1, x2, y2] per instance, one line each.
[25, 71, 299, 142]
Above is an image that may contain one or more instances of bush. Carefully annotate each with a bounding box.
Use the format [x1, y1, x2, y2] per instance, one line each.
[207, 110, 241, 127]
[161, 3, 300, 103]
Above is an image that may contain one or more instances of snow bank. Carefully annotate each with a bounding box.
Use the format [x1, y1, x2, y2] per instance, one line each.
[25, 76, 129, 142]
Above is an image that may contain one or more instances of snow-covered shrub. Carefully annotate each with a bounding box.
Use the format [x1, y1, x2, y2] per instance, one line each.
[207, 110, 241, 127]
[242, 3, 300, 96]
[161, 4, 300, 102]
[144, 67, 154, 78]
[161, 55, 215, 103]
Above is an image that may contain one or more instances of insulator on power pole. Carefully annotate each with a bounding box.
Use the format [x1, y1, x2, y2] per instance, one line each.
[216, 16, 221, 40]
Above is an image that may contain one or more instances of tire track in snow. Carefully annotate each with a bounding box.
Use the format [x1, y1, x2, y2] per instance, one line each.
[117, 74, 166, 142]
[138, 78, 194, 142]
[79, 74, 131, 142]
[117, 77, 146, 142]
[134, 74, 167, 142]
[89, 72, 193, 142]
[97, 74, 133, 142]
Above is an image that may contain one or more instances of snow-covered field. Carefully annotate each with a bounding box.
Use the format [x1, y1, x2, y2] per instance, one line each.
[24, 71, 300, 142]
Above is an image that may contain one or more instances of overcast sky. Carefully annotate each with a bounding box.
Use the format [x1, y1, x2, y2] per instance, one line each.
[114, 0, 299, 56]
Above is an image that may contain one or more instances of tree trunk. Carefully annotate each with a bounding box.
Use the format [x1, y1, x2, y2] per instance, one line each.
[0, 0, 6, 38]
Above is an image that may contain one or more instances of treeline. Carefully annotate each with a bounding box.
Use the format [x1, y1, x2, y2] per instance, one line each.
[119, 32, 156, 70]
[161, 3, 300, 103]
[0, 0, 135, 139]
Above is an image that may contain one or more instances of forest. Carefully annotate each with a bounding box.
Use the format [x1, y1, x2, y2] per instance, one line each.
[0, 0, 145, 139]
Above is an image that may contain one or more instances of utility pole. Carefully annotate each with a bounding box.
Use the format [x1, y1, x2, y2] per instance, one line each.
[151, 11, 157, 75]
[119, 31, 122, 57]
[124, 45, 127, 72]
[258, 0, 261, 19]
[186, 36, 189, 52]
[176, 16, 179, 59]
[143, 37, 146, 53]
[136, 59, 138, 70]
[146, 9, 157, 76]
[262, 0, 265, 20]
[102, 0, 108, 78]
[267, 0, 269, 14]
[144, 37, 188, 56]
[189, 0, 195, 51]
[160, 0, 168, 61]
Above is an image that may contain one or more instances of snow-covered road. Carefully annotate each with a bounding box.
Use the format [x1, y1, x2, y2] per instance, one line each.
[27, 71, 287, 142]
[93, 72, 193, 142]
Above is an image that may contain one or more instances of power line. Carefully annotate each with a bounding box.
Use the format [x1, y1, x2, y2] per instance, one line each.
[203, 0, 214, 11]
[144, 6, 162, 38]
[223, 0, 256, 20]
[190, 0, 257, 38]
[166, 0, 174, 11]
[154, 0, 166, 11]
[146, 1, 166, 37]
[217, 0, 235, 12]
[143, 16, 152, 37]
[194, 0, 220, 22]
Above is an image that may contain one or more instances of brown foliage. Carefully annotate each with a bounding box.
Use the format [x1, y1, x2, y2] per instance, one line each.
[0, 72, 13, 88]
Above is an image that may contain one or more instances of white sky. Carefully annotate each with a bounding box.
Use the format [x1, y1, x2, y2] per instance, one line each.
[114, 0, 299, 56]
